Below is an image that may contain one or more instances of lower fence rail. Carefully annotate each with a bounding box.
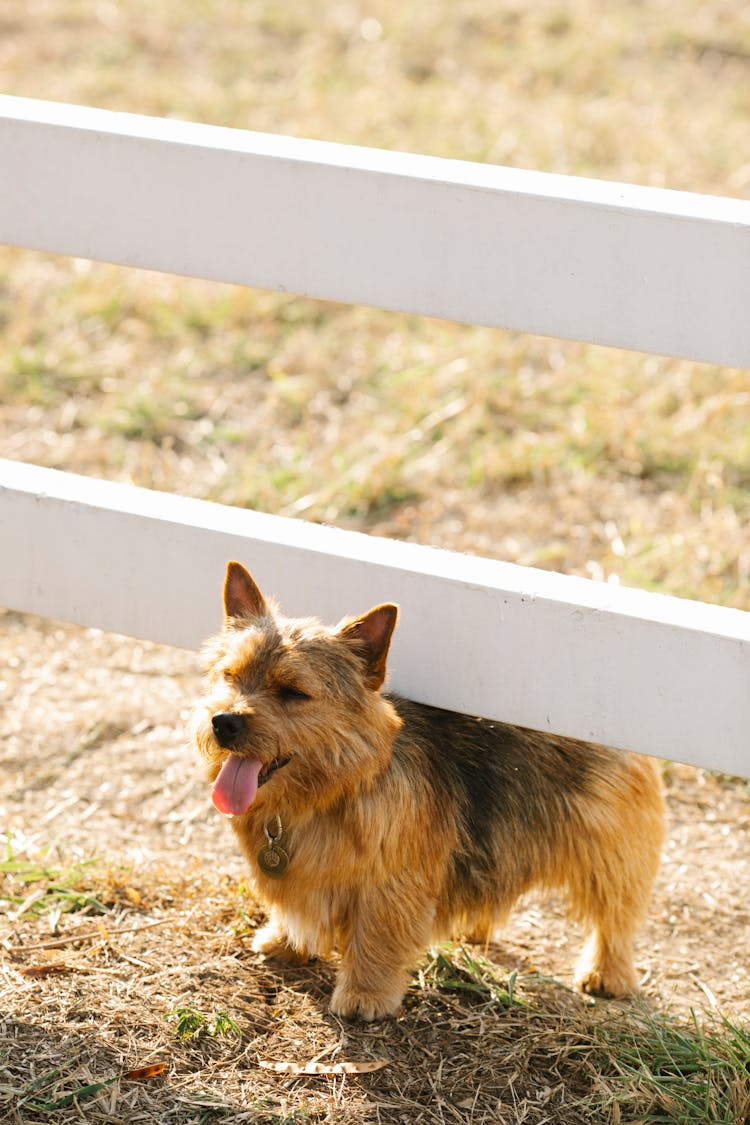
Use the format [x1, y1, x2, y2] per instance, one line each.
[2, 458, 749, 776]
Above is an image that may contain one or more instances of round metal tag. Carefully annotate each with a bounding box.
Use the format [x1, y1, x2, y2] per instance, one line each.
[258, 843, 289, 879]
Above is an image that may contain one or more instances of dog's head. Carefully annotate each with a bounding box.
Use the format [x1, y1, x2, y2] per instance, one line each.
[192, 562, 401, 820]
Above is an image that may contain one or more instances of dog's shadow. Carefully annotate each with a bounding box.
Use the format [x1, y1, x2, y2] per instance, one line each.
[235, 935, 639, 1030]
[231, 938, 666, 1123]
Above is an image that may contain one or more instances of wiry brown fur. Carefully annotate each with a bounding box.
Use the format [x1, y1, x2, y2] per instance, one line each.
[193, 562, 665, 1020]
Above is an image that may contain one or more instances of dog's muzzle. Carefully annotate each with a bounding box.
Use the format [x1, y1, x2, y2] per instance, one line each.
[211, 711, 245, 747]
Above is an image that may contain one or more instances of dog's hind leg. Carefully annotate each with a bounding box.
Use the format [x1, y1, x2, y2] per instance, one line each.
[568, 757, 665, 998]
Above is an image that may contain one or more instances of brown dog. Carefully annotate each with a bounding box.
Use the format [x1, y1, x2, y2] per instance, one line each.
[193, 561, 665, 1020]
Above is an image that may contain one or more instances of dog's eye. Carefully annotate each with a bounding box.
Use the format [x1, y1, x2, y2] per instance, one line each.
[278, 685, 310, 703]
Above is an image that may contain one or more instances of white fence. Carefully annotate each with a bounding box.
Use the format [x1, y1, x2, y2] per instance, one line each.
[2, 95, 750, 776]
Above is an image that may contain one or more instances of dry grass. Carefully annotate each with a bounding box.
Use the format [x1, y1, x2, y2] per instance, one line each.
[1, 618, 749, 1123]
[1, 1, 750, 1121]
[2, 0, 750, 602]
[2, 844, 748, 1125]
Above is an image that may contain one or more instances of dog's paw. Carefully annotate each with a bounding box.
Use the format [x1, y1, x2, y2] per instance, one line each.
[574, 932, 640, 999]
[330, 979, 403, 1022]
[575, 960, 638, 999]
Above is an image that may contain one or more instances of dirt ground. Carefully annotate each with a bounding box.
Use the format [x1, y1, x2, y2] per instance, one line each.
[2, 608, 748, 1013]
[1, 609, 749, 1123]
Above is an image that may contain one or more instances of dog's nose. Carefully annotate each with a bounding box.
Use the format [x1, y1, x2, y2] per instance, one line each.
[211, 711, 245, 746]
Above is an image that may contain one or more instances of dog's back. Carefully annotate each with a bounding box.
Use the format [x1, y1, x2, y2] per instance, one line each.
[390, 696, 665, 996]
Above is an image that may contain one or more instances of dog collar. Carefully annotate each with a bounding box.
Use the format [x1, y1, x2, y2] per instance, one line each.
[258, 814, 288, 878]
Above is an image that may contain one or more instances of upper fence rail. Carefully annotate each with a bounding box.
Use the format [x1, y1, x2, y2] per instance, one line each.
[2, 96, 750, 776]
[2, 95, 749, 367]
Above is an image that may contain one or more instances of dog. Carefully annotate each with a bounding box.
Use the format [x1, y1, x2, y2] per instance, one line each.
[193, 561, 665, 1020]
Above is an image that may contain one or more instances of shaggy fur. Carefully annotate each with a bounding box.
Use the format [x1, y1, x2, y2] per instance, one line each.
[193, 562, 665, 1020]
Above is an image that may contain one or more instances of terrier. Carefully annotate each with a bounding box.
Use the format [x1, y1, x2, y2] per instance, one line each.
[193, 561, 665, 1020]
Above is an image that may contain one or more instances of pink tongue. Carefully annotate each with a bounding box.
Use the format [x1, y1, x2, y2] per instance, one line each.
[211, 755, 262, 816]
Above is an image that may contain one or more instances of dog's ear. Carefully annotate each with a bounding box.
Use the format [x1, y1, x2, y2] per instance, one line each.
[223, 561, 267, 623]
[339, 604, 398, 690]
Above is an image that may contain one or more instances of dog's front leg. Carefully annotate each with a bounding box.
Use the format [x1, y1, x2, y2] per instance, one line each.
[252, 907, 314, 963]
[330, 884, 434, 1021]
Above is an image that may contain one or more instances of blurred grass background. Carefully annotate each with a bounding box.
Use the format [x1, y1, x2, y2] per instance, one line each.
[2, 11, 750, 1119]
[1, 0, 750, 604]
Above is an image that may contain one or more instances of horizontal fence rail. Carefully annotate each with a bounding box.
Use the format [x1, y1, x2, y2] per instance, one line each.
[1, 95, 749, 366]
[3, 459, 750, 776]
[2, 97, 750, 775]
